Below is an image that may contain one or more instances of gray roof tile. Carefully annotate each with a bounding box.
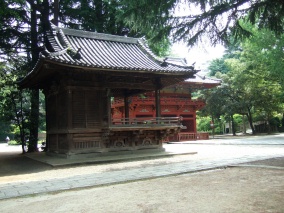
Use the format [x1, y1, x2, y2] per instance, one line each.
[43, 25, 195, 73]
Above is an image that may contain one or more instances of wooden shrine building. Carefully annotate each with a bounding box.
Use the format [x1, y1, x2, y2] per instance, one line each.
[19, 24, 197, 157]
[112, 58, 221, 142]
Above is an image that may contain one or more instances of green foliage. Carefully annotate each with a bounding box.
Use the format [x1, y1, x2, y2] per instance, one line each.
[208, 43, 241, 76]
[60, 0, 171, 57]
[1, 0, 171, 153]
[60, 0, 124, 34]
[269, 117, 281, 128]
[203, 23, 284, 134]
[0, 120, 10, 139]
[0, 0, 51, 152]
[0, 0, 29, 57]
[8, 140, 21, 146]
[197, 116, 211, 132]
[208, 58, 229, 76]
[38, 91, 46, 132]
[233, 114, 243, 126]
[2, 0, 284, 144]
[0, 58, 31, 145]
[120, 0, 284, 47]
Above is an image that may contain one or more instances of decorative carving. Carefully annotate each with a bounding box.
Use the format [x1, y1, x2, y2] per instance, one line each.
[142, 137, 152, 146]
[140, 108, 149, 112]
[74, 141, 100, 149]
[102, 129, 110, 143]
[114, 140, 125, 147]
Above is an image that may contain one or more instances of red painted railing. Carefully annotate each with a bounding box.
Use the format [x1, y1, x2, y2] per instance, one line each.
[112, 97, 205, 107]
[178, 132, 209, 141]
[163, 132, 209, 142]
[111, 117, 183, 127]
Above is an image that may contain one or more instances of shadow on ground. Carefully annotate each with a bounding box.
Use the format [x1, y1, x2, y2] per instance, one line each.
[0, 152, 53, 177]
[242, 157, 284, 167]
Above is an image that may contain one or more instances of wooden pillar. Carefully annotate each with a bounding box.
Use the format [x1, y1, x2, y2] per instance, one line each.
[155, 89, 161, 118]
[106, 88, 111, 125]
[193, 114, 197, 133]
[154, 77, 162, 118]
[67, 89, 72, 129]
[124, 95, 129, 119]
[43, 89, 49, 152]
[67, 89, 73, 151]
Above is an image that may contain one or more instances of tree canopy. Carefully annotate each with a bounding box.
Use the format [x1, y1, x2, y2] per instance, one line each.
[204, 23, 284, 134]
[1, 0, 284, 145]
[120, 0, 284, 46]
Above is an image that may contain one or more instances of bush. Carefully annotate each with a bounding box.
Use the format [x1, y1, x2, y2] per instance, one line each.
[197, 117, 211, 132]
[8, 140, 21, 145]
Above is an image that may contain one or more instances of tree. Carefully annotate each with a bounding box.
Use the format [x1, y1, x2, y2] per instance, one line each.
[236, 27, 284, 133]
[208, 58, 229, 76]
[0, 0, 52, 152]
[200, 81, 241, 135]
[1, 0, 173, 153]
[208, 42, 241, 76]
[206, 24, 284, 134]
[59, 0, 171, 56]
[0, 0, 29, 58]
[0, 58, 31, 153]
[120, 0, 284, 47]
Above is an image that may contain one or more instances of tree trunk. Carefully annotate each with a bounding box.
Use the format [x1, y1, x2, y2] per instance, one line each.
[95, 0, 104, 32]
[28, 1, 40, 152]
[242, 114, 246, 134]
[19, 91, 27, 154]
[231, 114, 236, 136]
[246, 107, 255, 134]
[11, 91, 27, 153]
[29, 89, 39, 152]
[211, 116, 215, 138]
[267, 114, 271, 134]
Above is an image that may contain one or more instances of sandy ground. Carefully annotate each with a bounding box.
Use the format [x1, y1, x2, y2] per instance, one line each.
[0, 162, 283, 213]
[0, 142, 283, 213]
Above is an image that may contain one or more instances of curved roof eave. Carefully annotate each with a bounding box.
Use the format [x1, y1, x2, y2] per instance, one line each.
[43, 57, 197, 75]
[18, 58, 45, 88]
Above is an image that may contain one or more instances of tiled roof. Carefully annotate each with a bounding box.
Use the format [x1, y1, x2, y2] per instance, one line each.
[185, 73, 222, 85]
[41, 24, 195, 74]
[164, 57, 188, 66]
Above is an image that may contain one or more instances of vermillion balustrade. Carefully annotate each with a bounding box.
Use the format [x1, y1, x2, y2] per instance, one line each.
[111, 117, 183, 128]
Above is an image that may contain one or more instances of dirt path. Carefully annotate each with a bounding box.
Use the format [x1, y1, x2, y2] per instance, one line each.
[0, 142, 283, 213]
[1, 164, 283, 213]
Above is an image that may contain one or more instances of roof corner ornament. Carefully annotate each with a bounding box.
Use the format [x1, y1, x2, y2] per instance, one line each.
[161, 57, 168, 67]
[67, 47, 82, 60]
[121, 28, 130, 37]
[40, 46, 50, 57]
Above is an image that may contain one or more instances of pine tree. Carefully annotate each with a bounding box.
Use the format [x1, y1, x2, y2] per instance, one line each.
[120, 0, 284, 46]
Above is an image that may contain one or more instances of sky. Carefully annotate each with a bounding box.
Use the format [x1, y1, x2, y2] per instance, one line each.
[171, 2, 226, 72]
[171, 42, 225, 72]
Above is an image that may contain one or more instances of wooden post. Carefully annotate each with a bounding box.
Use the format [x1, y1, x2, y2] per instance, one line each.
[155, 88, 161, 118]
[106, 88, 111, 126]
[154, 77, 162, 119]
[67, 89, 73, 150]
[124, 94, 129, 124]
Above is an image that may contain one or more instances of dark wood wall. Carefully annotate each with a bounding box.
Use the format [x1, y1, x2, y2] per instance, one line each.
[44, 78, 109, 155]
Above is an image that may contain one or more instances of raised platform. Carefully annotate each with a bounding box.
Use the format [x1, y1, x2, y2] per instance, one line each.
[25, 149, 197, 167]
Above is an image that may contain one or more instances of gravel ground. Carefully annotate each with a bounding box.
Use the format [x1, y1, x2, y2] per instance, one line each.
[0, 157, 283, 213]
[1, 140, 283, 213]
